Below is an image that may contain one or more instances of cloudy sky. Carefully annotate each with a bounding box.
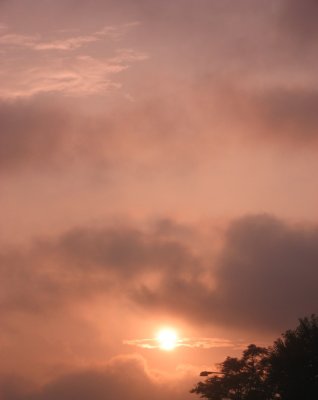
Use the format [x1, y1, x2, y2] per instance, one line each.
[1, 1, 318, 399]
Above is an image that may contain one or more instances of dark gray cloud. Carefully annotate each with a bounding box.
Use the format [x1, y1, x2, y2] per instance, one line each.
[1, 76, 318, 176]
[1, 214, 318, 332]
[205, 81, 318, 145]
[279, 0, 318, 42]
[56, 225, 197, 274]
[134, 215, 318, 332]
[0, 98, 119, 172]
[255, 88, 318, 141]
[0, 98, 114, 173]
[0, 100, 70, 171]
[0, 374, 36, 400]
[242, 86, 318, 144]
[214, 215, 318, 329]
[0, 222, 200, 314]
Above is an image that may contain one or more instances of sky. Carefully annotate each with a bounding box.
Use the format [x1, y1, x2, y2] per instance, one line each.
[1, 0, 318, 399]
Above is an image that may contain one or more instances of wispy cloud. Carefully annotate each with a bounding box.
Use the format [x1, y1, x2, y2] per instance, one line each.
[0, 33, 38, 47]
[95, 22, 140, 41]
[0, 22, 140, 51]
[0, 23, 147, 99]
[33, 35, 98, 51]
[123, 337, 241, 349]
[0, 52, 147, 98]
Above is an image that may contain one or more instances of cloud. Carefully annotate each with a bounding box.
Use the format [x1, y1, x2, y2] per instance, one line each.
[1, 2, 318, 398]
[32, 35, 99, 51]
[1, 214, 318, 333]
[0, 221, 201, 314]
[0, 354, 194, 400]
[213, 214, 318, 329]
[0, 23, 140, 51]
[0, 50, 146, 99]
[0, 100, 71, 171]
[124, 337, 239, 349]
[1, 213, 318, 388]
[133, 214, 318, 332]
[55, 224, 198, 274]
[250, 87, 318, 142]
[0, 24, 147, 99]
[0, 90, 155, 172]
[206, 80, 318, 146]
[0, 98, 117, 172]
[1, 71, 317, 175]
[278, 0, 318, 43]
[0, 33, 37, 47]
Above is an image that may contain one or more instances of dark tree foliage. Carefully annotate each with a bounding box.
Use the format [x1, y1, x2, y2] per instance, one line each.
[191, 315, 318, 400]
[191, 345, 272, 400]
[268, 314, 318, 400]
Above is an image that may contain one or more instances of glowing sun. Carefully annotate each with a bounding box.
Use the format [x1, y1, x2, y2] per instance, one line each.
[156, 328, 178, 351]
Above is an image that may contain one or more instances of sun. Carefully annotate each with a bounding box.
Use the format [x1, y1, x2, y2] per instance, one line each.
[156, 328, 178, 351]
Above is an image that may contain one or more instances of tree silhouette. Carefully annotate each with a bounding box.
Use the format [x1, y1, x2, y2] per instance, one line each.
[191, 315, 318, 400]
[268, 314, 318, 400]
[191, 345, 271, 400]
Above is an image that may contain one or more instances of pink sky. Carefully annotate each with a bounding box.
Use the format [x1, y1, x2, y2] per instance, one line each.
[1, 1, 318, 399]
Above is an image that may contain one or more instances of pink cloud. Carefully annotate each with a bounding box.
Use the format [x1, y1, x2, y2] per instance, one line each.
[123, 337, 240, 349]
[0, 23, 147, 98]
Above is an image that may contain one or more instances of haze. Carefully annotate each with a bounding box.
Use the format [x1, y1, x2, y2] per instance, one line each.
[1, 1, 318, 399]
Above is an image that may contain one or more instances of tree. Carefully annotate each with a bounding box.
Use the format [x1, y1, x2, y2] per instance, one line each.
[191, 315, 318, 400]
[191, 345, 272, 400]
[268, 314, 318, 400]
